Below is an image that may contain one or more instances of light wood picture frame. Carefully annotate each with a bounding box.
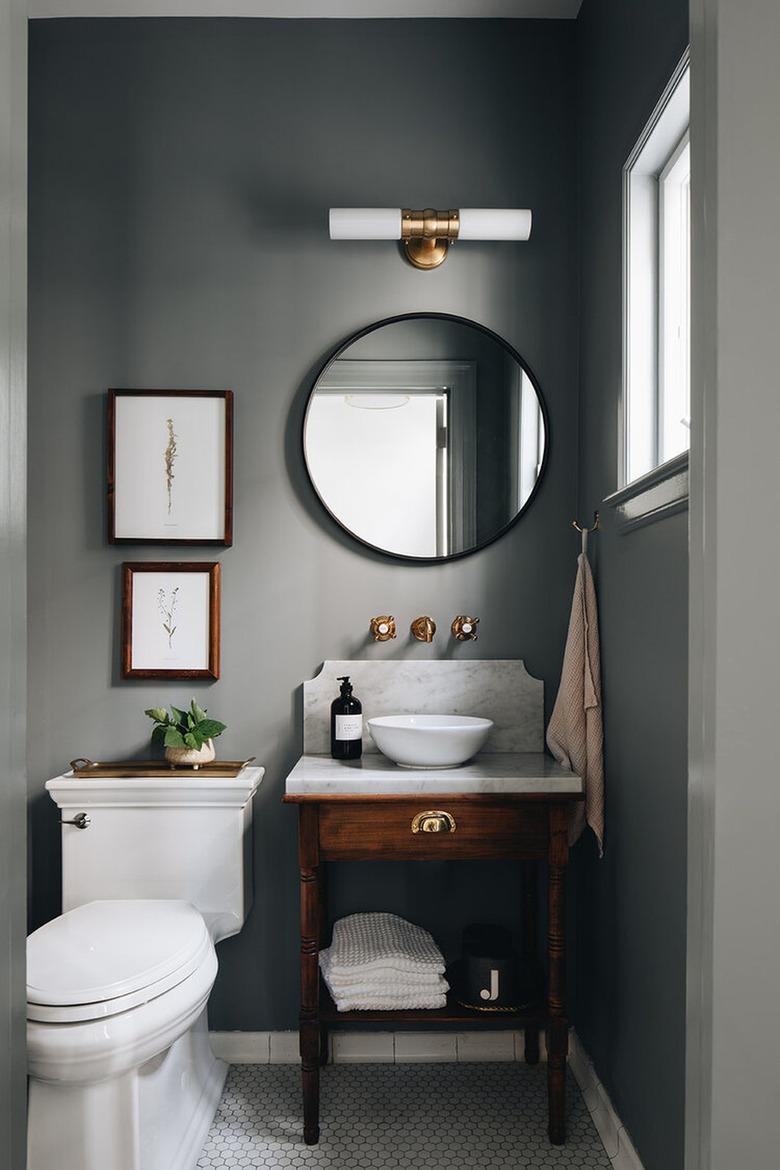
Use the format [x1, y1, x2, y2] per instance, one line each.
[121, 562, 221, 680]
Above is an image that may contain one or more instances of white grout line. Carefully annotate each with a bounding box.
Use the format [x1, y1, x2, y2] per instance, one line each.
[209, 1028, 645, 1168]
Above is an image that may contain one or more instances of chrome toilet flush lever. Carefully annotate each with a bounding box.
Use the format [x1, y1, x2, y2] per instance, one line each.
[61, 811, 91, 830]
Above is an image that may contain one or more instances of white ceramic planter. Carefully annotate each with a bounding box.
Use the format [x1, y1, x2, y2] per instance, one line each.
[164, 739, 215, 769]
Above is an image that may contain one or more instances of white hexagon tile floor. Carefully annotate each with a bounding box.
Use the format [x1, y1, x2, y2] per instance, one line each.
[197, 1063, 612, 1169]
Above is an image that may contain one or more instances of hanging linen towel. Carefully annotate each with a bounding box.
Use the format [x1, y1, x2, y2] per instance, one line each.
[546, 548, 604, 855]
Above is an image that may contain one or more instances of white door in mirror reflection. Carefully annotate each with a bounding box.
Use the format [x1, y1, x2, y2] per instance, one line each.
[307, 388, 445, 557]
[305, 359, 478, 558]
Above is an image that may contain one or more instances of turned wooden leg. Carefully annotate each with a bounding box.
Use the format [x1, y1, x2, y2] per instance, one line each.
[521, 860, 540, 1065]
[318, 860, 329, 1067]
[547, 807, 569, 1145]
[298, 805, 321, 1145]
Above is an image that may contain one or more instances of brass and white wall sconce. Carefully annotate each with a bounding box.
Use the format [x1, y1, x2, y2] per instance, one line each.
[329, 208, 533, 271]
[451, 615, 480, 641]
[411, 616, 437, 642]
[369, 615, 397, 642]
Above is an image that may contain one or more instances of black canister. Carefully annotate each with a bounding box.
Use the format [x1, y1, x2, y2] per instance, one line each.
[461, 923, 518, 1007]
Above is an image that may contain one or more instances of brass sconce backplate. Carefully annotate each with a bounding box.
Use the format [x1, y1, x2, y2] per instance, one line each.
[401, 208, 460, 270]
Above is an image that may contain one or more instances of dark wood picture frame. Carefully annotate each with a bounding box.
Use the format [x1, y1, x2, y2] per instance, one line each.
[108, 389, 234, 546]
[121, 562, 221, 680]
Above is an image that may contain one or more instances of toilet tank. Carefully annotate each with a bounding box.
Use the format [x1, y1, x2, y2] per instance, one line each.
[46, 767, 264, 943]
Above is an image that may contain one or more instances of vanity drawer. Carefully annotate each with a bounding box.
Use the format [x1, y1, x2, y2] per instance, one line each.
[317, 799, 550, 861]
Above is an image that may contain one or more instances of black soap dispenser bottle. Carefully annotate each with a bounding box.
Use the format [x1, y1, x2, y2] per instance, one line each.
[331, 675, 362, 760]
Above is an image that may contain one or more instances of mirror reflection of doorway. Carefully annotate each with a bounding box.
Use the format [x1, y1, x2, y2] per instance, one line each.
[304, 315, 549, 562]
[306, 360, 477, 558]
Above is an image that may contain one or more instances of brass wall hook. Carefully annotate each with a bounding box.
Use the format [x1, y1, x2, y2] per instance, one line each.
[369, 615, 397, 642]
[572, 511, 600, 554]
[411, 616, 436, 643]
[451, 615, 479, 641]
[572, 511, 600, 535]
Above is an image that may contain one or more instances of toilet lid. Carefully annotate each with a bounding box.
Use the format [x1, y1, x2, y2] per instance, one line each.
[27, 900, 211, 1020]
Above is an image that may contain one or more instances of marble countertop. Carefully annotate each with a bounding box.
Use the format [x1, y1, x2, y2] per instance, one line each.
[284, 753, 581, 796]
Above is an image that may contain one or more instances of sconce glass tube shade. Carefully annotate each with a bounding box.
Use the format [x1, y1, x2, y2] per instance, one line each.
[329, 208, 401, 240]
[329, 208, 532, 241]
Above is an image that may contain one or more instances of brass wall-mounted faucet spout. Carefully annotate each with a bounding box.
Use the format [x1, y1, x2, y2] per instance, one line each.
[411, 616, 436, 643]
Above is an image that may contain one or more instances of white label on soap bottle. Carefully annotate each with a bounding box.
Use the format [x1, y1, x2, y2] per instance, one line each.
[335, 714, 362, 741]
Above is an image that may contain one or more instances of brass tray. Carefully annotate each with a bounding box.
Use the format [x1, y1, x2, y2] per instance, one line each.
[68, 756, 256, 779]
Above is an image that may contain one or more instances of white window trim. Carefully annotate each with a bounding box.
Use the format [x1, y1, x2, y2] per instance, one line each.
[658, 129, 691, 464]
[619, 47, 690, 521]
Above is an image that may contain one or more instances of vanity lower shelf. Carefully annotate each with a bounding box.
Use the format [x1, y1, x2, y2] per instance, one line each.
[319, 984, 546, 1027]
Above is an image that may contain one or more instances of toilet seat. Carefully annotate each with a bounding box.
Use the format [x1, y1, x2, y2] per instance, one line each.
[27, 899, 211, 1024]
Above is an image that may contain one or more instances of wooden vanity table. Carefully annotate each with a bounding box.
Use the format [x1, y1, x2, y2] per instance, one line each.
[283, 752, 583, 1148]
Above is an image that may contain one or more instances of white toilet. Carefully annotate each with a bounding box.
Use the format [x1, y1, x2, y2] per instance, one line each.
[27, 765, 264, 1170]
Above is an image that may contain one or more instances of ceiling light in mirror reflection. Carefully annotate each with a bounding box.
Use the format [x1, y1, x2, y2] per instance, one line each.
[344, 393, 411, 410]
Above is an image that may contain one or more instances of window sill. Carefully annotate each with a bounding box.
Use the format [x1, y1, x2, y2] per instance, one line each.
[604, 451, 689, 532]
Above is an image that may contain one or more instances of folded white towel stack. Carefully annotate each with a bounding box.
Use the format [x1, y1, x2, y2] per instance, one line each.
[319, 912, 449, 1012]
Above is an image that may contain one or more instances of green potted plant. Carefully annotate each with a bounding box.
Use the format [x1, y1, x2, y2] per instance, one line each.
[145, 699, 227, 769]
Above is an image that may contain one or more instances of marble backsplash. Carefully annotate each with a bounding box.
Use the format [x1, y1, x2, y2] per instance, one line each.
[302, 660, 543, 754]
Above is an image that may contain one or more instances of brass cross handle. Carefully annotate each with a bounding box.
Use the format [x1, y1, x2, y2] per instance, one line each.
[411, 810, 457, 834]
[411, 616, 436, 642]
[451, 615, 480, 641]
[370, 615, 397, 642]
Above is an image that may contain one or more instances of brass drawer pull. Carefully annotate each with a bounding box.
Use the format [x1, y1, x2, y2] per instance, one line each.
[411, 810, 456, 834]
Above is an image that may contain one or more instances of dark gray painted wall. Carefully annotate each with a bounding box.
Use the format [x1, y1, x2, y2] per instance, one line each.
[1, 0, 27, 1165]
[28, 17, 579, 1030]
[574, 3, 689, 1170]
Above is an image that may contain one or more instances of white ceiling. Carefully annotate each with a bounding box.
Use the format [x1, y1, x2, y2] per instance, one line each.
[29, 1, 583, 19]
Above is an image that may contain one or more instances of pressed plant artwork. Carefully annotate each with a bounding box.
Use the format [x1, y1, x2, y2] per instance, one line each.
[164, 416, 178, 514]
[157, 585, 179, 649]
[122, 562, 221, 679]
[109, 390, 233, 544]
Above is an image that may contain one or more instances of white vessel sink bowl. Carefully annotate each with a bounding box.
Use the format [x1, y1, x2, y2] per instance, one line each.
[367, 715, 494, 768]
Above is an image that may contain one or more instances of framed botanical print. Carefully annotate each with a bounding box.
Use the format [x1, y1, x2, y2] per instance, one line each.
[108, 390, 233, 545]
[121, 562, 221, 679]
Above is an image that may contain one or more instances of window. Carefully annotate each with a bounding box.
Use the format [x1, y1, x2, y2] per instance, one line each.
[623, 52, 690, 487]
[659, 131, 691, 463]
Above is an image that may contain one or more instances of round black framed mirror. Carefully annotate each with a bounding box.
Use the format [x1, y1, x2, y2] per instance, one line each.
[303, 313, 548, 562]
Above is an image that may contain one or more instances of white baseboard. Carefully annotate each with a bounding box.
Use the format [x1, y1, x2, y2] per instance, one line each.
[209, 1028, 644, 1170]
[568, 1032, 645, 1170]
[210, 1027, 546, 1065]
